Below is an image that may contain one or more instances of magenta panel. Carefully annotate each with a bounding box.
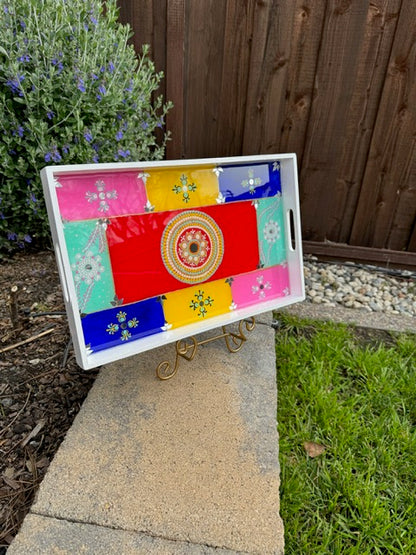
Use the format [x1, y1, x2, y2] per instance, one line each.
[55, 170, 148, 221]
[231, 265, 290, 309]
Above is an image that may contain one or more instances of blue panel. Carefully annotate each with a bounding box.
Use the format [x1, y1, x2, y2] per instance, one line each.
[82, 297, 165, 353]
[218, 161, 281, 202]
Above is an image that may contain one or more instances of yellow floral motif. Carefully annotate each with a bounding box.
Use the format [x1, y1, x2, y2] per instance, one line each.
[172, 174, 197, 203]
[189, 290, 214, 317]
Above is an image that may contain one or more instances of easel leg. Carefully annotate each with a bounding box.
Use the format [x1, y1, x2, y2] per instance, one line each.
[156, 317, 256, 380]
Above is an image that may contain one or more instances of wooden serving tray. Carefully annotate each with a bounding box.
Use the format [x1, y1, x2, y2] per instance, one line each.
[41, 154, 305, 369]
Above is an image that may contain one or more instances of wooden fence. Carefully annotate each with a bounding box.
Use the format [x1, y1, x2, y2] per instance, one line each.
[118, 0, 416, 268]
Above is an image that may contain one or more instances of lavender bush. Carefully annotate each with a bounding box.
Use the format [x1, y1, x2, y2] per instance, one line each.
[0, 0, 171, 252]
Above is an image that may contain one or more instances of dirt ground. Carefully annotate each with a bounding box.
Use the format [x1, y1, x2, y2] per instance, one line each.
[0, 251, 98, 550]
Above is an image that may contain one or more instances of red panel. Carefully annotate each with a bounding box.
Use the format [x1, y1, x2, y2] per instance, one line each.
[106, 202, 259, 304]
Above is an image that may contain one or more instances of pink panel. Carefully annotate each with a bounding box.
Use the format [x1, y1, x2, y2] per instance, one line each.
[55, 171, 148, 221]
[231, 265, 290, 309]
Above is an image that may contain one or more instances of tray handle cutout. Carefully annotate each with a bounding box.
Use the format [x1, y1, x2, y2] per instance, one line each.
[287, 208, 297, 252]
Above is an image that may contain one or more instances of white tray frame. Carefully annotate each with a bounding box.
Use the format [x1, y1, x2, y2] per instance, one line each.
[41, 153, 305, 370]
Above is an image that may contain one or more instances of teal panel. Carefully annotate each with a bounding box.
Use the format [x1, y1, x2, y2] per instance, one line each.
[257, 196, 287, 268]
[63, 220, 116, 314]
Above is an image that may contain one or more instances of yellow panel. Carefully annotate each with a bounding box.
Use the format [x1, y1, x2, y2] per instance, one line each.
[145, 166, 220, 211]
[163, 279, 233, 329]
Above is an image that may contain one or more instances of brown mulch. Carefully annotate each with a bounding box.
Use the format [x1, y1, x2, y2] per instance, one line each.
[0, 251, 99, 550]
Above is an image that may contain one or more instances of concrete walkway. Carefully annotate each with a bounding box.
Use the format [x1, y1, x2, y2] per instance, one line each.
[9, 312, 284, 554]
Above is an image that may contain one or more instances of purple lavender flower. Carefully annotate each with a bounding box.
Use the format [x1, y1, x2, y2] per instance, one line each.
[18, 54, 30, 63]
[7, 232, 17, 241]
[84, 130, 93, 143]
[27, 192, 37, 204]
[96, 83, 106, 100]
[77, 77, 86, 92]
[17, 125, 24, 137]
[24, 234, 32, 243]
[62, 144, 70, 154]
[53, 150, 62, 162]
[6, 74, 25, 96]
[44, 146, 62, 163]
[90, 15, 98, 26]
[115, 130, 123, 141]
[52, 58, 64, 74]
[47, 110, 54, 120]
[108, 61, 115, 73]
[92, 154, 99, 163]
[117, 148, 130, 159]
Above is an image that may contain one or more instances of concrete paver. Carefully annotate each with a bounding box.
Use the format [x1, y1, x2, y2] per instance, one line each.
[9, 513, 240, 554]
[9, 314, 284, 554]
[280, 303, 416, 334]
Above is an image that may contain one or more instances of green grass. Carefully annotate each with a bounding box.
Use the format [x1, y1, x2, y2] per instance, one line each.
[275, 314, 416, 554]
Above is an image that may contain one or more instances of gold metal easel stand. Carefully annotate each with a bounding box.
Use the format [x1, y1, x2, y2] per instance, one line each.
[156, 317, 256, 380]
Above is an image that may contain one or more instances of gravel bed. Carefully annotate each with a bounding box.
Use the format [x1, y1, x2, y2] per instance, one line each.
[304, 257, 416, 319]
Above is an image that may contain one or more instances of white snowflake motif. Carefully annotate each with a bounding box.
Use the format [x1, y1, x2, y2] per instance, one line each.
[144, 199, 154, 212]
[216, 192, 226, 204]
[283, 287, 290, 296]
[138, 172, 150, 184]
[273, 161, 280, 171]
[252, 275, 272, 300]
[85, 180, 118, 212]
[241, 169, 262, 194]
[213, 167, 223, 177]
[72, 251, 104, 285]
[263, 220, 280, 244]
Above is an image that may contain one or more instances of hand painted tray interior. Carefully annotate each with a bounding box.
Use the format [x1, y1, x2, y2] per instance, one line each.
[41, 154, 305, 369]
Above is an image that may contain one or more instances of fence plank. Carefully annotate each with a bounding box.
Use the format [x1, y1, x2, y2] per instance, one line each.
[350, 0, 416, 251]
[182, 0, 228, 158]
[387, 142, 416, 250]
[118, 0, 154, 56]
[299, 1, 369, 243]
[166, 0, 186, 159]
[278, 0, 326, 165]
[242, 0, 296, 155]
[215, 0, 256, 157]
[336, 0, 402, 244]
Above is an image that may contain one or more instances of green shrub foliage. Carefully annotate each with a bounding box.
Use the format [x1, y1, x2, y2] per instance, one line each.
[0, 0, 172, 252]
